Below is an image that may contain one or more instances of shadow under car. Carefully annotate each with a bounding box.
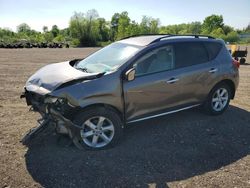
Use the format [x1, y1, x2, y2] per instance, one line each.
[24, 105, 250, 188]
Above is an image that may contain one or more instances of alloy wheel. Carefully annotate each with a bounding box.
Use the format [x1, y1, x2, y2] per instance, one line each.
[212, 88, 229, 112]
[80, 116, 115, 148]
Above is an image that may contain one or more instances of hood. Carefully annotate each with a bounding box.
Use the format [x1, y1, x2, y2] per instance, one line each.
[25, 61, 97, 95]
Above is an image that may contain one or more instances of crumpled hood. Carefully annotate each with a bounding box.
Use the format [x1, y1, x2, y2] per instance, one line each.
[25, 61, 96, 95]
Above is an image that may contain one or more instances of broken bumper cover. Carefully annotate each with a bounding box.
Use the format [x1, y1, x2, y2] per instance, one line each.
[21, 89, 47, 115]
[20, 90, 33, 106]
[20, 89, 82, 148]
[48, 107, 83, 149]
[49, 107, 81, 134]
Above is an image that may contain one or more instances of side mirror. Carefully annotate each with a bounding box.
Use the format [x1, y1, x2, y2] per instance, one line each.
[125, 68, 136, 81]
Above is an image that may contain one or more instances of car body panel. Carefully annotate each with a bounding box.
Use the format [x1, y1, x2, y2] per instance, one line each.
[217, 44, 239, 89]
[25, 61, 98, 95]
[49, 70, 124, 113]
[118, 35, 166, 46]
[123, 69, 184, 121]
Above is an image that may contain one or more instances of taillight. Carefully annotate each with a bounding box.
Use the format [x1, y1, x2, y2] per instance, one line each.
[232, 59, 240, 68]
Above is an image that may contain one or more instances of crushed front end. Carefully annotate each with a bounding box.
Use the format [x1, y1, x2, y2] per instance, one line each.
[20, 60, 102, 148]
[20, 88, 83, 148]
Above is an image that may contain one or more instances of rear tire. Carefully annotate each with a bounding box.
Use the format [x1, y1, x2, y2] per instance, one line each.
[240, 58, 246, 64]
[73, 107, 123, 150]
[204, 83, 231, 115]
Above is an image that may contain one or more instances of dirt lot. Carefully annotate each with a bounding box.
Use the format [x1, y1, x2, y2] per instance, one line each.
[0, 48, 249, 188]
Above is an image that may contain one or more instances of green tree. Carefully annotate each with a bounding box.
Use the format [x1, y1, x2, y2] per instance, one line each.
[59, 28, 71, 43]
[17, 23, 31, 33]
[150, 18, 160, 33]
[97, 18, 109, 41]
[0, 28, 15, 42]
[69, 10, 100, 46]
[53, 34, 65, 42]
[202, 15, 224, 33]
[110, 13, 120, 40]
[128, 21, 141, 36]
[223, 25, 233, 35]
[43, 26, 48, 33]
[51, 25, 59, 37]
[0, 12, 245, 47]
[159, 24, 181, 34]
[33, 34, 45, 43]
[117, 11, 130, 39]
[188, 22, 202, 34]
[224, 31, 239, 43]
[210, 27, 225, 38]
[0, 28, 14, 38]
[44, 32, 53, 42]
[244, 23, 250, 33]
[140, 16, 151, 34]
[85, 9, 100, 45]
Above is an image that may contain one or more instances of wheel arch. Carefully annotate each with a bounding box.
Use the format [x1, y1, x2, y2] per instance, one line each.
[210, 79, 236, 99]
[74, 103, 124, 122]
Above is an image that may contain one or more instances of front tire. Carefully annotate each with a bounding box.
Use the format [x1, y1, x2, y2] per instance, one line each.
[73, 107, 123, 150]
[204, 84, 231, 115]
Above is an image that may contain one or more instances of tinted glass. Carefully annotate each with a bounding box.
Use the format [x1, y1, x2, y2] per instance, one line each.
[204, 42, 222, 60]
[134, 45, 174, 76]
[175, 42, 209, 68]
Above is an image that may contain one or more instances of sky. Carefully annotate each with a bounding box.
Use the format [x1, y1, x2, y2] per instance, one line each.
[0, 0, 250, 32]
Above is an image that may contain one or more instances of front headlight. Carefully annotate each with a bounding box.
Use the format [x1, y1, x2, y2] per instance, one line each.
[44, 96, 58, 104]
[45, 96, 66, 104]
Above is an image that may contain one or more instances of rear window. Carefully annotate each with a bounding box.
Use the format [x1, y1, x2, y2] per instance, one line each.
[175, 42, 209, 68]
[204, 42, 222, 60]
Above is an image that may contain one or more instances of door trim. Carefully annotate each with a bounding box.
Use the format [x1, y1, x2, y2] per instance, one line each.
[127, 104, 201, 124]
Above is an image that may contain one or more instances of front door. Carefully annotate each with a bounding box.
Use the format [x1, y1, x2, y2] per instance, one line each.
[123, 45, 183, 122]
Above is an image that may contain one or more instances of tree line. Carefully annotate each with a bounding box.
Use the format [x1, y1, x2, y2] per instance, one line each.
[0, 9, 250, 47]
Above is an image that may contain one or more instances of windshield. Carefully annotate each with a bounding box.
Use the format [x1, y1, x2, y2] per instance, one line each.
[75, 42, 141, 73]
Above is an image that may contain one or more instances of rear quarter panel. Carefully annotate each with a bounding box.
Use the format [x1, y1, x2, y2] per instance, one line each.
[199, 43, 239, 100]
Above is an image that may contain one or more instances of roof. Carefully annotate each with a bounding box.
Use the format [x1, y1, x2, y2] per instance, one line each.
[118, 34, 215, 47]
[118, 35, 168, 46]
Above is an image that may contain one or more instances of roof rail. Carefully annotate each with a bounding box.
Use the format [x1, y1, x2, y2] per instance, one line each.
[121, 34, 168, 40]
[120, 34, 215, 43]
[120, 34, 215, 44]
[149, 34, 215, 44]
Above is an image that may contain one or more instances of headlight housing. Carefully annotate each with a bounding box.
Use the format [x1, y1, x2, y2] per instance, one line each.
[44, 96, 58, 104]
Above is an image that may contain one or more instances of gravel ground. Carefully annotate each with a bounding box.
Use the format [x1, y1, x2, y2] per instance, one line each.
[0, 48, 249, 188]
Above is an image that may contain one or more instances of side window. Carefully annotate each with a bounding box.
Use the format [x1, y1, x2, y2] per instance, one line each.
[175, 42, 209, 68]
[134, 46, 174, 76]
[204, 42, 222, 60]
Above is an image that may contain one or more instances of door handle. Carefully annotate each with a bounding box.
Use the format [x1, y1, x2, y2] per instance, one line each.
[209, 68, 218, 73]
[167, 78, 179, 84]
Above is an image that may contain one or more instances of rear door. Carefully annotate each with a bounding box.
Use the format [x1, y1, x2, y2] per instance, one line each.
[172, 41, 221, 104]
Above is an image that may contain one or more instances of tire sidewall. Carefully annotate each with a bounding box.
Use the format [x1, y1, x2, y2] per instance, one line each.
[206, 84, 231, 115]
[240, 58, 246, 64]
[73, 107, 123, 150]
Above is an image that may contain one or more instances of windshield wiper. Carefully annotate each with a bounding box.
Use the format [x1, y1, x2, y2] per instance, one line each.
[95, 72, 106, 78]
[76, 67, 89, 73]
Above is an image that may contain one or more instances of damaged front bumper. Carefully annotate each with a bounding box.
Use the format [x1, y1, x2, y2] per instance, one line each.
[20, 89, 82, 148]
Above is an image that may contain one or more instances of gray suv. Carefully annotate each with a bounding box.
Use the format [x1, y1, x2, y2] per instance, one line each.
[21, 34, 239, 149]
